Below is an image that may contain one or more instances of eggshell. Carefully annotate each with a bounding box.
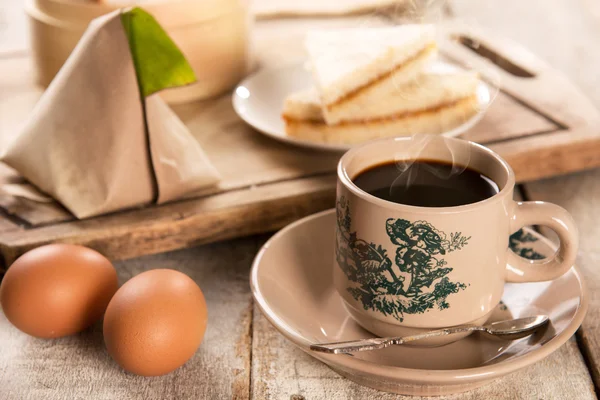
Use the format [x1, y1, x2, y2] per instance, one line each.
[103, 269, 207, 376]
[0, 244, 118, 338]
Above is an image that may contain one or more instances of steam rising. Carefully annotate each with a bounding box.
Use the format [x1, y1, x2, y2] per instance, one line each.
[243, 0, 504, 144]
[366, 0, 502, 114]
[389, 134, 471, 198]
[305, 0, 502, 116]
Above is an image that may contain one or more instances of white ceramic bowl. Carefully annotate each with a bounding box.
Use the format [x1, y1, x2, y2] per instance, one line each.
[25, 0, 253, 103]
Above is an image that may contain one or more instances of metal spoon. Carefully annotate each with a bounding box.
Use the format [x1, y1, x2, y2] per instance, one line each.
[310, 315, 549, 354]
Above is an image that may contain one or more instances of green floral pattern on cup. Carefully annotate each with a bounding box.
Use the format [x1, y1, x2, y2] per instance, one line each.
[509, 229, 545, 260]
[335, 196, 548, 322]
[335, 197, 469, 322]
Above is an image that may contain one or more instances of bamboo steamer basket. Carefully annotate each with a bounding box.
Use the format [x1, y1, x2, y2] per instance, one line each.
[25, 0, 253, 103]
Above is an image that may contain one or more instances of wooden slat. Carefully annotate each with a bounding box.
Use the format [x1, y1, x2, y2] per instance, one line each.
[172, 93, 339, 192]
[488, 127, 600, 183]
[449, 0, 600, 109]
[0, 174, 336, 269]
[0, 48, 342, 226]
[450, 0, 600, 392]
[248, 182, 595, 400]
[0, 44, 568, 228]
[0, 236, 257, 399]
[461, 90, 559, 144]
[249, 2, 600, 398]
[523, 170, 600, 389]
[251, 308, 595, 399]
[0, 1, 598, 399]
[0, 16, 384, 228]
[0, 7, 597, 240]
[437, 21, 600, 130]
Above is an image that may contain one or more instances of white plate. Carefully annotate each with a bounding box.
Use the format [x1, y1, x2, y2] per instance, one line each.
[250, 210, 588, 396]
[233, 62, 493, 152]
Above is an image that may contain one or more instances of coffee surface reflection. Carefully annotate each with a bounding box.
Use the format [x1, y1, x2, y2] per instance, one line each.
[352, 159, 499, 207]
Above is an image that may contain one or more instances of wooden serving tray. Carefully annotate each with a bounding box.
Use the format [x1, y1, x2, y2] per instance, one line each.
[0, 17, 599, 269]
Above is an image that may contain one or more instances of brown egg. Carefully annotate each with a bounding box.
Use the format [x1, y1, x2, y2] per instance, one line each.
[103, 269, 207, 376]
[0, 244, 118, 338]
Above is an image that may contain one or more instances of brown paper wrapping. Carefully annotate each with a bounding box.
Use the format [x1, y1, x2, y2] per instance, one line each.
[1, 11, 220, 219]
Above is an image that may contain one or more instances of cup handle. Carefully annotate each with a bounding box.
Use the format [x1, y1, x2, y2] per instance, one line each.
[506, 201, 579, 282]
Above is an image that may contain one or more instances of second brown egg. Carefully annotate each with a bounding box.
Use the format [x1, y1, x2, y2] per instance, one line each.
[103, 269, 208, 376]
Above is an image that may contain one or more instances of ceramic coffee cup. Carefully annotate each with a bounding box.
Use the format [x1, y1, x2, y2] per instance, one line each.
[334, 136, 578, 346]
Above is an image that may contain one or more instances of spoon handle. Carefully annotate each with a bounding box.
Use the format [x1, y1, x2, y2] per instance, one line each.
[391, 325, 481, 345]
[310, 337, 393, 354]
[310, 325, 481, 354]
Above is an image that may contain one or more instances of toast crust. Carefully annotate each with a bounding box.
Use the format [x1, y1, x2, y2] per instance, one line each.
[284, 94, 480, 144]
[284, 94, 478, 126]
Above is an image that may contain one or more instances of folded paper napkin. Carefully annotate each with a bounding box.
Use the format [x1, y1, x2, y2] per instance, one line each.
[1, 8, 220, 218]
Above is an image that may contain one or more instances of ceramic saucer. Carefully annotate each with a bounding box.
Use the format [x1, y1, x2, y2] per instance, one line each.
[233, 62, 492, 152]
[250, 210, 588, 396]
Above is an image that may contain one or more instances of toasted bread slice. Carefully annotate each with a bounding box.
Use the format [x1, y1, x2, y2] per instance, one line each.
[283, 89, 323, 123]
[305, 25, 436, 110]
[284, 95, 480, 145]
[321, 45, 437, 124]
[283, 70, 480, 124]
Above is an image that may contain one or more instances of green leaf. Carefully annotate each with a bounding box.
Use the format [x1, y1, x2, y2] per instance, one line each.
[120, 7, 196, 98]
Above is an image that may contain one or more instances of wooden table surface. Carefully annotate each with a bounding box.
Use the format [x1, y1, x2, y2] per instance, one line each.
[1, 0, 599, 399]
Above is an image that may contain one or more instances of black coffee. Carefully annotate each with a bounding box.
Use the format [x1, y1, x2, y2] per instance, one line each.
[352, 159, 499, 207]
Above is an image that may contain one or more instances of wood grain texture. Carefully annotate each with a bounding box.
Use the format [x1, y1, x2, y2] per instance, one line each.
[0, 16, 597, 264]
[0, 1, 598, 399]
[0, 47, 562, 227]
[437, 21, 600, 129]
[449, 0, 600, 393]
[251, 309, 595, 400]
[488, 127, 600, 183]
[449, 0, 600, 109]
[0, 174, 336, 270]
[247, 1, 600, 398]
[0, 16, 383, 230]
[0, 237, 258, 400]
[460, 90, 558, 144]
[523, 170, 600, 390]
[247, 180, 595, 400]
[0, 50, 342, 227]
